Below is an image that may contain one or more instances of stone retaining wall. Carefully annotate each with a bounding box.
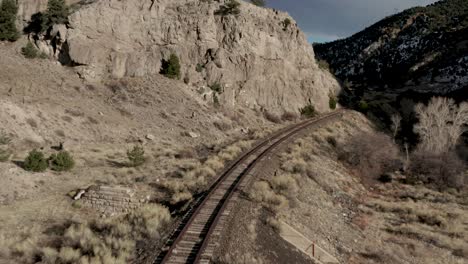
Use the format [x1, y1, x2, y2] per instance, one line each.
[80, 185, 149, 214]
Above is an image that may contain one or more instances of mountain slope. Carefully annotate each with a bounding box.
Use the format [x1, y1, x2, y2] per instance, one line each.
[314, 0, 468, 95]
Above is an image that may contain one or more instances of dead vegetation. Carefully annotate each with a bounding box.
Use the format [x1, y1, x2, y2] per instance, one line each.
[281, 111, 299, 122]
[408, 150, 466, 189]
[250, 180, 289, 214]
[4, 204, 170, 263]
[366, 185, 468, 261]
[161, 139, 254, 204]
[338, 132, 401, 183]
[263, 111, 282, 124]
[0, 131, 11, 162]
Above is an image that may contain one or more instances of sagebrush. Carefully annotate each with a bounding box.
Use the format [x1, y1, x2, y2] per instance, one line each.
[49, 151, 75, 172]
[24, 149, 48, 172]
[11, 204, 170, 263]
[127, 145, 145, 167]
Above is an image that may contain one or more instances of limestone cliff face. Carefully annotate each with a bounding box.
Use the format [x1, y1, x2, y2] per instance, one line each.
[40, 0, 340, 112]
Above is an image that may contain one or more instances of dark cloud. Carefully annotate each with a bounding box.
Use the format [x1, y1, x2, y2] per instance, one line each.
[265, 0, 438, 42]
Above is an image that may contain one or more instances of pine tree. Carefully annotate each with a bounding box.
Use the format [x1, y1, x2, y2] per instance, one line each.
[43, 0, 69, 29]
[215, 0, 241, 16]
[161, 53, 181, 79]
[251, 0, 266, 7]
[0, 0, 19, 41]
[127, 145, 146, 167]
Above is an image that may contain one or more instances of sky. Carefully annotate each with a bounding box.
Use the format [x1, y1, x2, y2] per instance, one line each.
[266, 0, 439, 43]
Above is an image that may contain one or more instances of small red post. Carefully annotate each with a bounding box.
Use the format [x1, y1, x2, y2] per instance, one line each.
[312, 243, 315, 257]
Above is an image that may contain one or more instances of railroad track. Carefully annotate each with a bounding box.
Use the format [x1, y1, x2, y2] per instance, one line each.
[154, 110, 344, 264]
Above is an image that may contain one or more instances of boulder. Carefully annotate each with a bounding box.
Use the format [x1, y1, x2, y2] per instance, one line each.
[187, 131, 200, 138]
[73, 189, 86, 200]
[146, 134, 156, 141]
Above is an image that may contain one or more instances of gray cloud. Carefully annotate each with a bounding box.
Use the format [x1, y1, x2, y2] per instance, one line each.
[266, 0, 438, 42]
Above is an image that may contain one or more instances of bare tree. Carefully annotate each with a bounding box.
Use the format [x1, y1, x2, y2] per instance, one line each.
[414, 97, 468, 154]
[391, 113, 402, 141]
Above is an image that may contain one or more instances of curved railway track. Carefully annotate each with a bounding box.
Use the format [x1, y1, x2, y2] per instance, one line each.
[154, 110, 344, 264]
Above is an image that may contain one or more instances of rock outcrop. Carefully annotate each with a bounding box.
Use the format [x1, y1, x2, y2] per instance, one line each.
[35, 0, 340, 113]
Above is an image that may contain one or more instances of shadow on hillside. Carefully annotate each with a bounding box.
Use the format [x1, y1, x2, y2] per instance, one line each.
[106, 159, 128, 168]
[11, 160, 25, 169]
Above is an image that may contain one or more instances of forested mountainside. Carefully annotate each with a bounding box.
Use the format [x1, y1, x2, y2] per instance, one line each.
[314, 0, 468, 96]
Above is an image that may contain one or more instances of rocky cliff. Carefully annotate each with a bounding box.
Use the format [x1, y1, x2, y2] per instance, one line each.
[31, 0, 340, 113]
[315, 0, 467, 96]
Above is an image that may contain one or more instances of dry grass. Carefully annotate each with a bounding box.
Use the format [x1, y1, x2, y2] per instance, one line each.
[269, 174, 299, 198]
[338, 132, 401, 182]
[247, 220, 257, 241]
[249, 122, 348, 218]
[162, 140, 254, 204]
[249, 174, 300, 215]
[280, 157, 307, 174]
[409, 151, 466, 189]
[0, 148, 11, 162]
[266, 216, 283, 233]
[249, 181, 288, 214]
[358, 240, 407, 264]
[386, 223, 467, 257]
[7, 204, 170, 263]
[8, 236, 40, 263]
[281, 111, 299, 122]
[174, 148, 195, 159]
[351, 214, 370, 231]
[366, 185, 468, 261]
[220, 108, 245, 125]
[213, 120, 232, 131]
[126, 204, 171, 239]
[264, 111, 281, 123]
[369, 200, 448, 227]
[0, 131, 11, 145]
